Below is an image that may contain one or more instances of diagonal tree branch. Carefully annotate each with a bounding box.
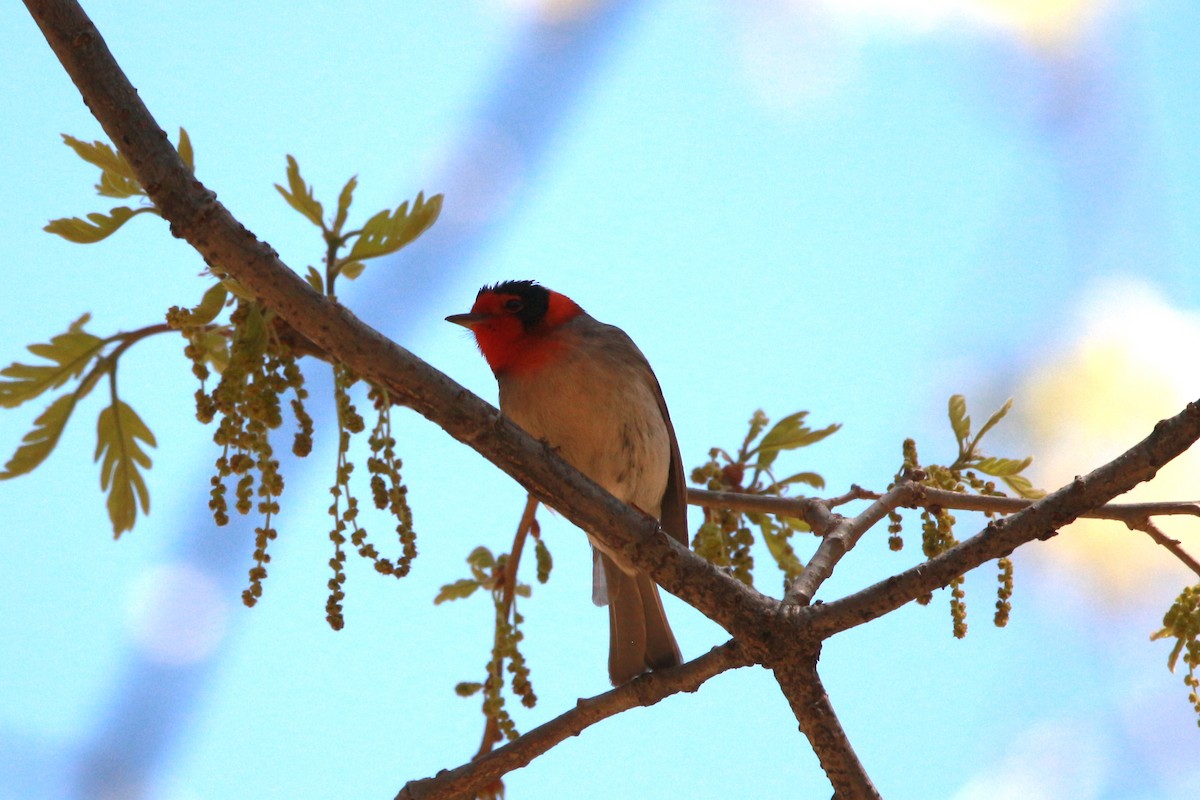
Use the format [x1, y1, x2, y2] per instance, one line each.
[23, 0, 777, 647]
[771, 652, 880, 800]
[808, 400, 1200, 638]
[24, 3, 1200, 800]
[1125, 516, 1200, 578]
[396, 641, 754, 800]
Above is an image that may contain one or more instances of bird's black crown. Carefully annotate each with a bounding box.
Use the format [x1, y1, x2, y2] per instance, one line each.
[479, 280, 550, 328]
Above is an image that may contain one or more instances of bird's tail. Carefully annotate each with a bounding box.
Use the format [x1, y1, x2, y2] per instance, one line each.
[598, 551, 682, 685]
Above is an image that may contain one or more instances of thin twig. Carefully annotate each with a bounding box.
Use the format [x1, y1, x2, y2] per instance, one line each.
[686, 488, 822, 520]
[396, 641, 754, 800]
[1126, 516, 1200, 578]
[785, 482, 920, 606]
[501, 494, 540, 622]
[688, 485, 1200, 523]
[915, 486, 1200, 521]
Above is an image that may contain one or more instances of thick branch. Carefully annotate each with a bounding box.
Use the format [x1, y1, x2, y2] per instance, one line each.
[396, 641, 753, 800]
[810, 400, 1200, 637]
[772, 653, 880, 800]
[24, 0, 775, 645]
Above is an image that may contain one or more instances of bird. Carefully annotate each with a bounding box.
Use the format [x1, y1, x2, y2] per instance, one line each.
[447, 280, 686, 685]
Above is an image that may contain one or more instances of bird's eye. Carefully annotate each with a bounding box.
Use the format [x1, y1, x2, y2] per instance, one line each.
[503, 298, 523, 313]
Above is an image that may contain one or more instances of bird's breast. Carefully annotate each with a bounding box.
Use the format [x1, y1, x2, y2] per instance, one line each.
[498, 349, 670, 518]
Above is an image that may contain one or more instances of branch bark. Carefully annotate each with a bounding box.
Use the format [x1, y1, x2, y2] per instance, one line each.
[22, 2, 1200, 798]
[23, 0, 774, 644]
[771, 652, 880, 800]
[809, 400, 1200, 637]
[396, 641, 754, 800]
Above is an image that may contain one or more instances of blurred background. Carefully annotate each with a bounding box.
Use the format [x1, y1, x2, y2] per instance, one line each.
[2, 0, 1199, 798]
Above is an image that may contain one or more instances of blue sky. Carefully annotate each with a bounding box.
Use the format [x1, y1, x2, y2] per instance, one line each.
[2, 1, 1199, 798]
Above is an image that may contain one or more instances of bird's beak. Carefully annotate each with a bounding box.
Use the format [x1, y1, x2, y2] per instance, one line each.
[445, 312, 487, 328]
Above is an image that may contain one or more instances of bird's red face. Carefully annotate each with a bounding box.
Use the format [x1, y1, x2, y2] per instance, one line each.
[447, 280, 583, 376]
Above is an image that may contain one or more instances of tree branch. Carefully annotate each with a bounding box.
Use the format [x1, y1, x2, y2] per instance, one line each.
[809, 400, 1200, 637]
[396, 641, 754, 800]
[1126, 516, 1200, 579]
[771, 653, 880, 800]
[785, 481, 919, 606]
[23, 0, 775, 646]
[25, 3, 1200, 799]
[687, 485, 1200, 524]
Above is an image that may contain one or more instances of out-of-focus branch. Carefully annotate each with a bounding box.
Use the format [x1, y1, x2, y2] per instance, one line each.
[396, 641, 754, 800]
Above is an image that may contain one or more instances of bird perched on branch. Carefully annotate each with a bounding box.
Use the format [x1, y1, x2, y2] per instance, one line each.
[448, 280, 686, 685]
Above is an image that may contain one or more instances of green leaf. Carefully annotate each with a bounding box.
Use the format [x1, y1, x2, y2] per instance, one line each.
[949, 395, 970, 445]
[61, 134, 144, 199]
[467, 545, 495, 570]
[304, 266, 324, 294]
[235, 303, 268, 361]
[220, 277, 256, 302]
[455, 681, 484, 697]
[972, 398, 1013, 447]
[534, 537, 553, 584]
[975, 456, 1033, 477]
[779, 515, 811, 533]
[0, 315, 104, 408]
[0, 393, 80, 479]
[333, 175, 357, 234]
[1001, 473, 1046, 500]
[177, 127, 194, 171]
[200, 331, 231, 373]
[338, 260, 366, 281]
[44, 206, 157, 244]
[187, 283, 228, 326]
[434, 578, 480, 605]
[754, 412, 841, 471]
[94, 398, 156, 536]
[346, 191, 443, 262]
[1166, 636, 1185, 673]
[274, 155, 325, 229]
[773, 470, 826, 491]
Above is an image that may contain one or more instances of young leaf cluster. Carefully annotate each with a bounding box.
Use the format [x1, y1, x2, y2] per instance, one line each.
[275, 156, 442, 298]
[1, 313, 161, 536]
[44, 130, 192, 243]
[690, 409, 840, 589]
[887, 394, 1043, 637]
[3, 134, 439, 628]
